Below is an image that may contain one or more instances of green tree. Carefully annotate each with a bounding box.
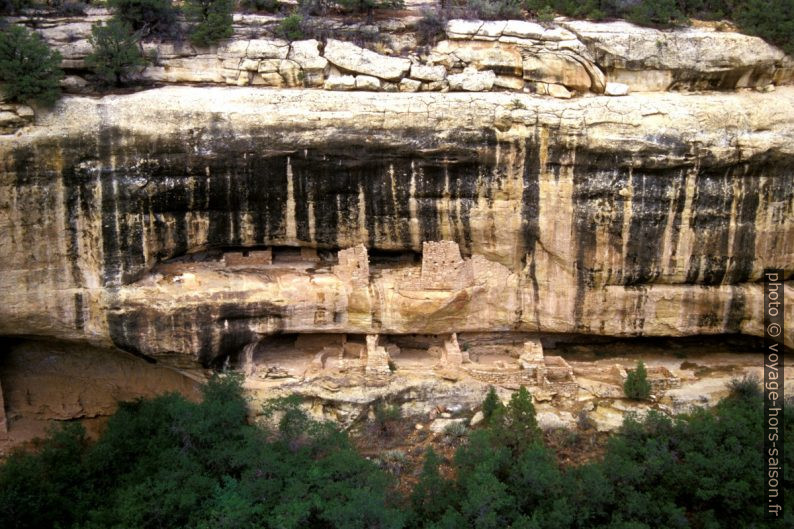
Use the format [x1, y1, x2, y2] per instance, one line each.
[733, 0, 794, 55]
[185, 0, 235, 48]
[411, 448, 455, 522]
[278, 12, 305, 41]
[107, 0, 178, 37]
[0, 25, 63, 106]
[0, 0, 31, 15]
[481, 385, 503, 425]
[85, 19, 148, 86]
[626, 0, 688, 27]
[494, 386, 541, 454]
[623, 360, 652, 400]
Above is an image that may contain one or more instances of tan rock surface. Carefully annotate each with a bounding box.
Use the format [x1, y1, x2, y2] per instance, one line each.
[0, 87, 792, 365]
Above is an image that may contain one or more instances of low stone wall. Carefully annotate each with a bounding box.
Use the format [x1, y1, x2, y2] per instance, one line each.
[10, 10, 793, 101]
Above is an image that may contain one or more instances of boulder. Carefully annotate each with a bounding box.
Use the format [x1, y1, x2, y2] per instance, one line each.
[279, 59, 302, 87]
[537, 411, 575, 431]
[522, 52, 592, 92]
[399, 78, 421, 92]
[605, 81, 629, 96]
[324, 74, 356, 90]
[502, 20, 546, 40]
[355, 75, 381, 91]
[560, 19, 787, 90]
[240, 58, 260, 71]
[421, 80, 449, 92]
[429, 417, 466, 433]
[287, 39, 329, 87]
[245, 39, 290, 59]
[493, 74, 525, 91]
[323, 39, 411, 81]
[410, 63, 447, 82]
[548, 83, 572, 99]
[432, 40, 522, 76]
[258, 59, 281, 74]
[447, 67, 496, 91]
[446, 19, 484, 39]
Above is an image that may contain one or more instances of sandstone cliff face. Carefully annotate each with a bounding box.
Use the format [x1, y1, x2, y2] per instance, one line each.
[1, 86, 791, 366]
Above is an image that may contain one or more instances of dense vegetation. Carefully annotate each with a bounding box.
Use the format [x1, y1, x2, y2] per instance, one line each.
[0, 374, 791, 528]
[0, 24, 62, 105]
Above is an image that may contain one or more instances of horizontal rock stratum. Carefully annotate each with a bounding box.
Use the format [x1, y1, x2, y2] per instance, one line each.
[0, 86, 792, 366]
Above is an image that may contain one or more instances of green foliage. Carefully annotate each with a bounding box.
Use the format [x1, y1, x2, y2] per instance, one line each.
[1, 376, 791, 529]
[624, 359, 652, 400]
[481, 385, 503, 425]
[461, 0, 524, 20]
[727, 372, 763, 401]
[626, 0, 687, 27]
[278, 12, 305, 41]
[85, 19, 148, 86]
[489, 386, 542, 454]
[0, 25, 63, 106]
[374, 401, 402, 435]
[331, 0, 404, 14]
[411, 384, 792, 528]
[107, 0, 178, 38]
[185, 0, 235, 47]
[0, 374, 403, 529]
[0, 0, 30, 15]
[411, 448, 456, 522]
[239, 0, 281, 12]
[733, 0, 794, 55]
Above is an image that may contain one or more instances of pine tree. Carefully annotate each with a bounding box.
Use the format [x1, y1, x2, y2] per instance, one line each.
[624, 360, 652, 400]
[0, 25, 63, 106]
[482, 385, 503, 425]
[184, 0, 235, 48]
[85, 19, 148, 87]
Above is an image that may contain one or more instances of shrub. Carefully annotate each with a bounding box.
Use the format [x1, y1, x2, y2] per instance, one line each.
[727, 372, 763, 401]
[443, 420, 468, 440]
[461, 0, 523, 20]
[85, 19, 148, 86]
[416, 7, 447, 45]
[239, 0, 280, 12]
[374, 402, 401, 435]
[330, 0, 404, 15]
[624, 359, 652, 400]
[107, 0, 179, 38]
[0, 25, 63, 106]
[626, 0, 688, 27]
[51, 0, 87, 16]
[297, 0, 327, 15]
[278, 12, 305, 41]
[0, 0, 30, 15]
[185, 0, 235, 47]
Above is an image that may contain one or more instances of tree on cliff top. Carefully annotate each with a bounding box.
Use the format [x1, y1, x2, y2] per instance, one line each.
[0, 25, 63, 106]
[107, 0, 179, 38]
[184, 0, 235, 48]
[85, 19, 148, 87]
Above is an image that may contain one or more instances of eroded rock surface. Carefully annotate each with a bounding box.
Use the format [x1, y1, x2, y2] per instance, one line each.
[1, 87, 791, 367]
